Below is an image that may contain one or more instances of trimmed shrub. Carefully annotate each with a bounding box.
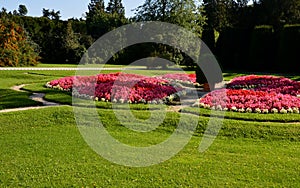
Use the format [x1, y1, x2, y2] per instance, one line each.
[215, 27, 252, 71]
[196, 53, 223, 85]
[216, 24, 299, 73]
[248, 25, 276, 71]
[201, 28, 216, 53]
[277, 25, 300, 73]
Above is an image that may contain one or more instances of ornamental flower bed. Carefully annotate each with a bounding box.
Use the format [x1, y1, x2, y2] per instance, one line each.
[227, 75, 300, 96]
[157, 73, 197, 85]
[46, 73, 194, 104]
[196, 89, 300, 113]
[194, 75, 300, 114]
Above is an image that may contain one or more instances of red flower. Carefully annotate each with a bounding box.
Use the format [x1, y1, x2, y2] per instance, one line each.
[48, 72, 188, 103]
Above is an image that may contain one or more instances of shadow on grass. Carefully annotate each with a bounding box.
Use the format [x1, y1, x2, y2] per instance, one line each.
[0, 89, 42, 110]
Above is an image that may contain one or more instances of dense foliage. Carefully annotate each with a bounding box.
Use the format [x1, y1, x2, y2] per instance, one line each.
[0, 0, 299, 69]
[0, 18, 40, 66]
[215, 24, 300, 73]
[86, 0, 128, 39]
[130, 0, 206, 68]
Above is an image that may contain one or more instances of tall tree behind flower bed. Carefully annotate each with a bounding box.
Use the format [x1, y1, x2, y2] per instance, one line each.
[0, 18, 40, 66]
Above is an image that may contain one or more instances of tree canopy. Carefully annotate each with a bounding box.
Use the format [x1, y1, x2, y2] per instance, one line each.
[18, 5, 28, 16]
[86, 0, 128, 39]
[0, 18, 40, 66]
[0, 0, 299, 68]
[134, 0, 206, 34]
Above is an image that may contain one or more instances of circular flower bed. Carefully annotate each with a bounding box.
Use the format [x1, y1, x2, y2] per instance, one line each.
[46, 72, 195, 104]
[194, 75, 300, 114]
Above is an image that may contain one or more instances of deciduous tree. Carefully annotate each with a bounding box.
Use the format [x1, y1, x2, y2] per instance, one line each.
[18, 5, 28, 16]
[0, 18, 40, 66]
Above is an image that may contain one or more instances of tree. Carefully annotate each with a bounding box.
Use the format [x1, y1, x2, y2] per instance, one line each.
[18, 4, 28, 16]
[86, 0, 107, 39]
[134, 0, 174, 22]
[88, 0, 105, 14]
[86, 0, 128, 39]
[106, 0, 125, 16]
[0, 18, 40, 66]
[203, 0, 233, 32]
[42, 8, 61, 20]
[134, 0, 205, 34]
[0, 7, 7, 15]
[132, 0, 206, 67]
[13, 10, 19, 16]
[63, 22, 86, 63]
[86, 0, 105, 22]
[256, 0, 300, 28]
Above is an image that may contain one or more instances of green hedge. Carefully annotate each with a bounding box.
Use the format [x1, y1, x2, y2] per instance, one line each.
[248, 25, 275, 71]
[216, 25, 300, 73]
[215, 27, 252, 71]
[278, 25, 300, 72]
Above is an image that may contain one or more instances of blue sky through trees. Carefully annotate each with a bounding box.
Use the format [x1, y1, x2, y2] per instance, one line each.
[0, 0, 143, 19]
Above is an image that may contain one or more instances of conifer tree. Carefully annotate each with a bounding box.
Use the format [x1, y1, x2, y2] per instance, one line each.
[106, 0, 125, 16]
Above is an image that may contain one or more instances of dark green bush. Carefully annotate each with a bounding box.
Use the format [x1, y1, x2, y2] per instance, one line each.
[196, 53, 223, 85]
[216, 24, 300, 73]
[248, 25, 275, 71]
[277, 25, 300, 73]
[215, 27, 252, 71]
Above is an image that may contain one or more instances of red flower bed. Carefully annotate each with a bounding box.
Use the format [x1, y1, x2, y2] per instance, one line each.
[197, 89, 300, 113]
[46, 73, 193, 103]
[227, 75, 300, 96]
[194, 75, 300, 113]
[158, 73, 196, 84]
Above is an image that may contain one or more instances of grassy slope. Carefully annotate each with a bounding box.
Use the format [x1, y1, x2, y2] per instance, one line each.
[35, 63, 146, 69]
[0, 71, 74, 109]
[0, 107, 299, 187]
[181, 107, 300, 123]
[0, 67, 300, 186]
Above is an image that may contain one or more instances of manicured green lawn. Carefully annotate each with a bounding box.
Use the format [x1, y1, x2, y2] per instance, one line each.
[35, 63, 149, 69]
[0, 70, 74, 109]
[1, 107, 299, 187]
[0, 68, 299, 187]
[182, 107, 300, 123]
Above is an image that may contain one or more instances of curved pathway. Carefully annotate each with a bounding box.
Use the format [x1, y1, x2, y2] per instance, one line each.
[0, 84, 61, 113]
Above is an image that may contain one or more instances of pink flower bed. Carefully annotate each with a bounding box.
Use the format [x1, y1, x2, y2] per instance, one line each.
[158, 73, 196, 84]
[195, 75, 300, 113]
[197, 89, 300, 113]
[227, 75, 300, 96]
[46, 73, 195, 103]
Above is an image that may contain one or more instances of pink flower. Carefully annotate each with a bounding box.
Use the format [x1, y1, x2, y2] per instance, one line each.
[48, 72, 188, 103]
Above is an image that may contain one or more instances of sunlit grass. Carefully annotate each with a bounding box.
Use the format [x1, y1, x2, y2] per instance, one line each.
[0, 68, 299, 186]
